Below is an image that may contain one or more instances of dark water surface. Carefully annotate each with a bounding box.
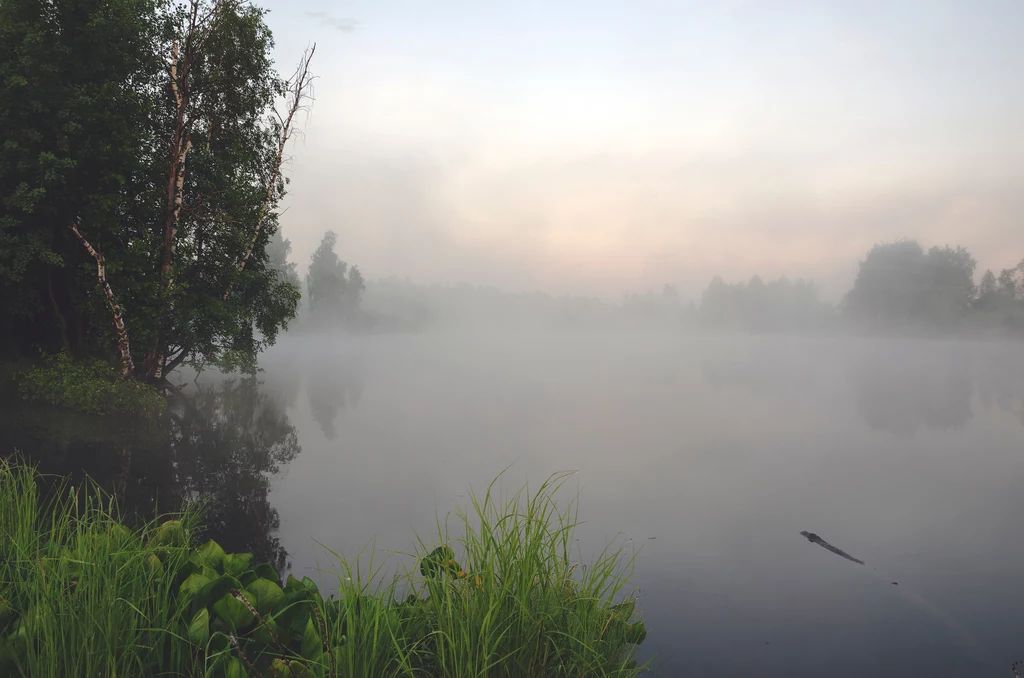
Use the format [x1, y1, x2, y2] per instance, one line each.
[6, 333, 1024, 676]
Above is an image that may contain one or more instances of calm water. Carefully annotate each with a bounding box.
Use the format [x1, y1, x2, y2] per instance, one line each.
[6, 332, 1024, 676]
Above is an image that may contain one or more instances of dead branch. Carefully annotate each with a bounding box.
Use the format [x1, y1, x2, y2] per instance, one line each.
[224, 44, 316, 301]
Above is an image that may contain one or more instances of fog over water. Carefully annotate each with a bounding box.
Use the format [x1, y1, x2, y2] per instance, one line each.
[6, 326, 1024, 675]
[242, 330, 1024, 677]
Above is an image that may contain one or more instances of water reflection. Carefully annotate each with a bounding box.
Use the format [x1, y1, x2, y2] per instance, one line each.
[306, 361, 364, 440]
[700, 339, 1024, 435]
[0, 376, 301, 572]
[167, 378, 300, 570]
[851, 357, 974, 436]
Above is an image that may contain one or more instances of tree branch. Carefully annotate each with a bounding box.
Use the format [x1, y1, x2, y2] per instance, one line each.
[224, 44, 316, 301]
[69, 218, 135, 378]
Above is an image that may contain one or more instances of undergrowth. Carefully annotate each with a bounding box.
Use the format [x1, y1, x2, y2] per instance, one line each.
[16, 352, 165, 418]
[0, 461, 649, 677]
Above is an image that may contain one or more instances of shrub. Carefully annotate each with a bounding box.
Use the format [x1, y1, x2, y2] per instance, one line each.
[17, 353, 165, 418]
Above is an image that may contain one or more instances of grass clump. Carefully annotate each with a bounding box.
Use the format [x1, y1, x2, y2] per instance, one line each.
[17, 352, 165, 418]
[320, 470, 648, 677]
[0, 459, 198, 676]
[0, 462, 650, 677]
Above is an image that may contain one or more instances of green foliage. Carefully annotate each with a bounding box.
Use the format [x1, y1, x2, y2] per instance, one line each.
[0, 460, 199, 677]
[0, 0, 302, 376]
[0, 462, 651, 677]
[17, 353, 165, 418]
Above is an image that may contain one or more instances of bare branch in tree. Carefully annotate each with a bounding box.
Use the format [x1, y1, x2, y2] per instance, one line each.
[224, 43, 316, 301]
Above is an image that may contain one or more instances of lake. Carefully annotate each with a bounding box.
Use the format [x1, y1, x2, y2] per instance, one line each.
[6, 331, 1024, 677]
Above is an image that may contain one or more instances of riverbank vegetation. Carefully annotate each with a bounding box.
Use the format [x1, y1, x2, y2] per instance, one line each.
[0, 463, 648, 677]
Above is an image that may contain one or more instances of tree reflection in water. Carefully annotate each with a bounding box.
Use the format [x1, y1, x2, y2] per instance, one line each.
[0, 376, 300, 574]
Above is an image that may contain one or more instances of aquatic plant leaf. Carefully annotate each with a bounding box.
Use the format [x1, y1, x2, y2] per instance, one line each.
[246, 578, 285, 616]
[196, 575, 243, 610]
[253, 562, 280, 584]
[224, 656, 246, 678]
[420, 545, 460, 579]
[149, 519, 185, 548]
[197, 540, 226, 571]
[171, 560, 199, 589]
[146, 552, 165, 580]
[285, 574, 303, 592]
[270, 590, 313, 640]
[300, 576, 319, 595]
[610, 599, 636, 620]
[179, 573, 211, 602]
[212, 592, 255, 631]
[187, 607, 209, 646]
[625, 621, 647, 645]
[254, 613, 282, 647]
[223, 553, 253, 577]
[299, 618, 322, 659]
[108, 523, 132, 547]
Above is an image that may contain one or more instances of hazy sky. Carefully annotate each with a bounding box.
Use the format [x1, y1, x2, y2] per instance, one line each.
[261, 0, 1024, 300]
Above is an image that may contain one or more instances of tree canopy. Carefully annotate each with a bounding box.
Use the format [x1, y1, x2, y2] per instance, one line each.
[844, 241, 978, 330]
[0, 0, 312, 380]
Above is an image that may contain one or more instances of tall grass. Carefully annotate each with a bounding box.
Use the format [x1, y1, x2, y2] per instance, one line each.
[0, 458, 199, 677]
[317, 470, 648, 677]
[0, 462, 650, 677]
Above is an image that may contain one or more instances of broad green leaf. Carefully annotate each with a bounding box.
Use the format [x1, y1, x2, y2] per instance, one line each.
[246, 578, 285, 616]
[212, 592, 255, 631]
[178, 573, 211, 602]
[272, 590, 312, 632]
[187, 608, 209, 646]
[149, 519, 185, 547]
[299, 618, 322, 659]
[146, 552, 164, 579]
[171, 560, 199, 590]
[224, 656, 247, 678]
[253, 562, 280, 584]
[195, 575, 242, 610]
[197, 540, 226, 571]
[254, 613, 281, 647]
[300, 576, 319, 595]
[222, 552, 253, 576]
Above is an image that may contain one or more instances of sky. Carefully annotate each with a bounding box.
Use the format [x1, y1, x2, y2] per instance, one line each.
[260, 0, 1024, 301]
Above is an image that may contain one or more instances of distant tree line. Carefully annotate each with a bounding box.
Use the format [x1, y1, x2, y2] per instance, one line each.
[269, 237, 1023, 338]
[696, 276, 834, 333]
[844, 241, 1023, 334]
